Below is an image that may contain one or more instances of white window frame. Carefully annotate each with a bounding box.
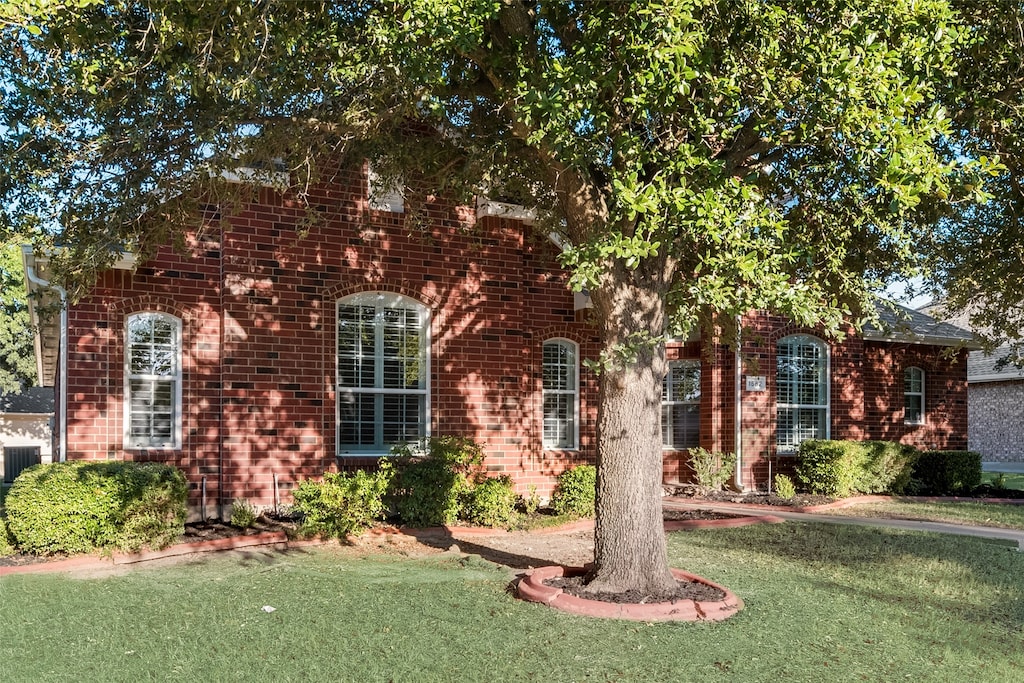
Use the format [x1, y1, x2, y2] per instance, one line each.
[542, 339, 579, 450]
[904, 366, 925, 425]
[124, 312, 182, 450]
[776, 334, 830, 453]
[662, 359, 701, 450]
[336, 292, 430, 454]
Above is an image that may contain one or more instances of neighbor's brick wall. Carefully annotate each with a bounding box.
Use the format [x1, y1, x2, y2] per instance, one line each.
[968, 380, 1024, 462]
[64, 167, 599, 511]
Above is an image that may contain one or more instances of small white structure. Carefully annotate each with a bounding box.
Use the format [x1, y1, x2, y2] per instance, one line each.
[0, 387, 54, 483]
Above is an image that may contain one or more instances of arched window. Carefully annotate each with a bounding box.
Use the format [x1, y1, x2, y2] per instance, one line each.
[337, 293, 429, 453]
[663, 360, 701, 449]
[542, 339, 578, 449]
[904, 366, 925, 425]
[776, 334, 829, 452]
[125, 312, 182, 449]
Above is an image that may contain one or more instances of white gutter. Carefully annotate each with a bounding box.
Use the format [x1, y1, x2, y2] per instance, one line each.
[22, 251, 68, 463]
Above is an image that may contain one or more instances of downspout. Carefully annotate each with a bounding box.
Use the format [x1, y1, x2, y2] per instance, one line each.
[23, 259, 68, 463]
[733, 319, 743, 491]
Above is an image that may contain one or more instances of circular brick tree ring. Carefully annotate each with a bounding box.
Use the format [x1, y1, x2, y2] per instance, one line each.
[517, 565, 743, 622]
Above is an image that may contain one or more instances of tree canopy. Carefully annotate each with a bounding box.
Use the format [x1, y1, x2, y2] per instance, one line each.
[0, 241, 37, 393]
[3, 0, 1023, 593]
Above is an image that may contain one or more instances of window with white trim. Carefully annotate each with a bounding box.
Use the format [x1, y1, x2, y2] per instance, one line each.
[904, 366, 925, 425]
[125, 312, 181, 449]
[542, 339, 578, 449]
[776, 334, 829, 452]
[337, 293, 428, 453]
[663, 360, 700, 449]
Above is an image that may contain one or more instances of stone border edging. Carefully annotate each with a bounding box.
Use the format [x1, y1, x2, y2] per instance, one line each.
[517, 565, 743, 621]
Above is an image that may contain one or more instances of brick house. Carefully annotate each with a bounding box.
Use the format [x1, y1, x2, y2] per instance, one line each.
[965, 349, 1024, 463]
[22, 166, 976, 516]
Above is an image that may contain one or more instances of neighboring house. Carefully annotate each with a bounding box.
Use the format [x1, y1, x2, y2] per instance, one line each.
[967, 348, 1024, 462]
[922, 302, 1024, 464]
[22, 166, 976, 516]
[0, 387, 54, 484]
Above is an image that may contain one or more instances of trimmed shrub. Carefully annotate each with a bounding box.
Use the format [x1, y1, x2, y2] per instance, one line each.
[4, 461, 187, 555]
[229, 498, 258, 529]
[773, 474, 796, 500]
[387, 436, 485, 527]
[464, 475, 518, 528]
[796, 439, 919, 497]
[796, 440, 862, 497]
[859, 441, 919, 494]
[688, 448, 737, 493]
[0, 516, 14, 556]
[551, 465, 596, 518]
[292, 464, 393, 537]
[912, 450, 982, 495]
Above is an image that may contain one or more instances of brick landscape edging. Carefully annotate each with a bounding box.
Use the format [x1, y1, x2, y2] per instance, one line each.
[517, 565, 744, 622]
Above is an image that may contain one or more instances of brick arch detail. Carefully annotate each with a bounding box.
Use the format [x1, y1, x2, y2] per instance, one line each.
[322, 281, 443, 310]
[108, 295, 190, 321]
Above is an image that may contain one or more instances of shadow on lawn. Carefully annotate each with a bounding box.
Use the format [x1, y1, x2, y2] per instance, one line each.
[398, 528, 577, 571]
[676, 523, 1024, 628]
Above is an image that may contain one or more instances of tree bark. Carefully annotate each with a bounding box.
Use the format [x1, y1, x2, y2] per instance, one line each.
[584, 265, 678, 596]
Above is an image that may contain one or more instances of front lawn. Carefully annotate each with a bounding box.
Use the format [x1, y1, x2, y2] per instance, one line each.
[1, 524, 1021, 682]
[982, 470, 1024, 491]
[826, 500, 1024, 530]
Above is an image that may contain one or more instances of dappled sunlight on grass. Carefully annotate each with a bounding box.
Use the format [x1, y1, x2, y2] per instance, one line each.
[1, 527, 1022, 682]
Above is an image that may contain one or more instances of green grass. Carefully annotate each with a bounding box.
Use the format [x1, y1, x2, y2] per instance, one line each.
[2, 524, 1021, 682]
[828, 500, 1024, 530]
[982, 471, 1024, 491]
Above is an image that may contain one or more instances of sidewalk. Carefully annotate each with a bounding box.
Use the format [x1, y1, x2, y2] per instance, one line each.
[984, 461, 1024, 473]
[663, 497, 1024, 551]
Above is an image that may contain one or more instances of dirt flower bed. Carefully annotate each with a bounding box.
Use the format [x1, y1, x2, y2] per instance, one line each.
[545, 574, 726, 604]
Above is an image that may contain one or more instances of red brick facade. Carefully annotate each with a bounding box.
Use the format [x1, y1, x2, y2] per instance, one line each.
[56, 168, 969, 512]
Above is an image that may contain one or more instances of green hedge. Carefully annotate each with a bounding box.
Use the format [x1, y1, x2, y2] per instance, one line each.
[551, 465, 597, 518]
[796, 440, 918, 497]
[292, 465, 393, 538]
[912, 450, 982, 495]
[463, 475, 518, 528]
[387, 436, 485, 527]
[4, 461, 188, 555]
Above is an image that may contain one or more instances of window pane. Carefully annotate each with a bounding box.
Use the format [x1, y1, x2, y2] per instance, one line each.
[127, 314, 180, 448]
[663, 360, 700, 449]
[777, 335, 828, 450]
[337, 295, 429, 451]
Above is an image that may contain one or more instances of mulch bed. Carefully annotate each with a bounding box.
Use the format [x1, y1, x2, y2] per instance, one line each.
[545, 574, 726, 604]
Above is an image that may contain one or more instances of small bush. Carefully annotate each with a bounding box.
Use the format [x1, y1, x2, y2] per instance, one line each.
[387, 436, 485, 527]
[796, 440, 863, 497]
[293, 464, 393, 537]
[464, 475, 518, 528]
[519, 484, 540, 516]
[912, 450, 983, 495]
[551, 465, 596, 518]
[859, 441, 919, 494]
[0, 516, 14, 556]
[688, 448, 737, 493]
[4, 461, 187, 555]
[229, 498, 258, 529]
[774, 474, 796, 500]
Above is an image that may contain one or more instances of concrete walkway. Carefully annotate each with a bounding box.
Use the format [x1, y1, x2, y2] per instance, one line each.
[663, 498, 1024, 551]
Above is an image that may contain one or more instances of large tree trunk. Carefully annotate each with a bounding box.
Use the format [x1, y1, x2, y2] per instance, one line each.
[584, 267, 678, 596]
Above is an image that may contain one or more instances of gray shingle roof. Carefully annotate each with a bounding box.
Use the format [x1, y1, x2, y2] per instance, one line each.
[969, 346, 1024, 383]
[864, 302, 978, 347]
[0, 386, 55, 414]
